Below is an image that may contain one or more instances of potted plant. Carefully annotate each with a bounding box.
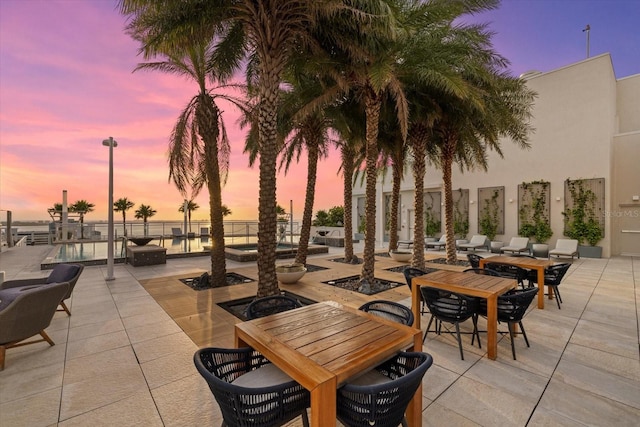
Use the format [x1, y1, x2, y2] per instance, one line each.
[479, 189, 503, 252]
[562, 179, 604, 258]
[519, 181, 552, 257]
[275, 263, 307, 284]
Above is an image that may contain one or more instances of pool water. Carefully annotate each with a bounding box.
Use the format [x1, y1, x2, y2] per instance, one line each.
[43, 237, 211, 265]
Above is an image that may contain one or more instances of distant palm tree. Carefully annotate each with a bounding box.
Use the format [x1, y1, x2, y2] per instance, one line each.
[114, 198, 135, 236]
[70, 200, 95, 239]
[220, 204, 232, 217]
[178, 200, 199, 233]
[135, 204, 157, 236]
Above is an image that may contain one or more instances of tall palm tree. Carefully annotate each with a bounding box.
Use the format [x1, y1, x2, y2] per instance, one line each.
[313, 1, 408, 284]
[70, 200, 95, 239]
[114, 197, 135, 236]
[128, 22, 244, 288]
[330, 97, 366, 264]
[135, 204, 157, 236]
[120, 0, 344, 297]
[178, 200, 200, 233]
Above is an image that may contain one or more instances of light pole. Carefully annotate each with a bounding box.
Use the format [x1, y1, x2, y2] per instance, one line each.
[103, 137, 118, 281]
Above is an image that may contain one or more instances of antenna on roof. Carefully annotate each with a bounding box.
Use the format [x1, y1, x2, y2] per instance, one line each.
[582, 24, 591, 58]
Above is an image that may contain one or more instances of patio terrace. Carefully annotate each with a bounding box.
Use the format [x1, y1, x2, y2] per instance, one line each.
[1, 243, 638, 426]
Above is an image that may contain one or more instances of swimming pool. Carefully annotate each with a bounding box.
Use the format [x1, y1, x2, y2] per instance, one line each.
[41, 237, 212, 268]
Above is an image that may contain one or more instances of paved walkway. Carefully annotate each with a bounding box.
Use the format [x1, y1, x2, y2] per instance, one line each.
[1, 244, 638, 426]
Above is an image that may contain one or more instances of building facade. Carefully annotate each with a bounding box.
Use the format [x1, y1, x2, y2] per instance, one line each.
[352, 53, 640, 257]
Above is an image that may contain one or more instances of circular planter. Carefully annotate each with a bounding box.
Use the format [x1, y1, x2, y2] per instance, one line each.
[389, 251, 412, 262]
[490, 241, 504, 254]
[531, 243, 549, 258]
[275, 263, 307, 284]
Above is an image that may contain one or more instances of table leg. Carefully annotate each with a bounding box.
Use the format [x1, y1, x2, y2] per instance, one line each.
[311, 378, 337, 427]
[412, 283, 421, 330]
[486, 295, 498, 360]
[406, 384, 422, 427]
[537, 268, 545, 309]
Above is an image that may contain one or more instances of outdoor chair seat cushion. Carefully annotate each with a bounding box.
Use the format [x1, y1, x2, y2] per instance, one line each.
[231, 362, 294, 388]
[348, 368, 392, 386]
[0, 285, 45, 311]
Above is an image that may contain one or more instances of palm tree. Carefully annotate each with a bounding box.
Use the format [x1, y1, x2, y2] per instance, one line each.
[312, 1, 408, 284]
[430, 66, 535, 265]
[134, 204, 157, 236]
[178, 200, 200, 233]
[70, 200, 95, 239]
[120, 0, 322, 297]
[114, 197, 135, 236]
[128, 23, 245, 288]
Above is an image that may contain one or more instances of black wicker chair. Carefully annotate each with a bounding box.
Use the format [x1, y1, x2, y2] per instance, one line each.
[462, 268, 500, 276]
[466, 253, 484, 269]
[337, 351, 433, 427]
[420, 287, 481, 360]
[529, 263, 571, 309]
[474, 287, 538, 359]
[359, 300, 414, 326]
[194, 347, 310, 427]
[485, 262, 531, 289]
[403, 267, 429, 315]
[245, 295, 303, 320]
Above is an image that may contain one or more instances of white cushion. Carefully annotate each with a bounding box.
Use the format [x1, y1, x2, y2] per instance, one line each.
[232, 363, 294, 388]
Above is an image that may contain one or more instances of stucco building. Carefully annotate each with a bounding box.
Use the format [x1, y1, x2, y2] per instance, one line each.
[352, 53, 640, 257]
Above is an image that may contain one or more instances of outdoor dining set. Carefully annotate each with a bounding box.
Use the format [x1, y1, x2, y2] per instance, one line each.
[192, 248, 571, 427]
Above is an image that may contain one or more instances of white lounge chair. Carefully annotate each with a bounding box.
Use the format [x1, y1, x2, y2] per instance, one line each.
[457, 235, 489, 252]
[171, 227, 185, 238]
[548, 239, 579, 259]
[425, 235, 446, 251]
[500, 237, 530, 255]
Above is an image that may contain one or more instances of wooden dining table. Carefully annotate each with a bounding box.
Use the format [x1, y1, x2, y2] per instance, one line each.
[411, 270, 517, 360]
[478, 256, 555, 309]
[234, 301, 422, 427]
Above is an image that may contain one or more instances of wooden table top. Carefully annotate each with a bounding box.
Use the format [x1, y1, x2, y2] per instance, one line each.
[235, 301, 420, 389]
[482, 256, 555, 269]
[414, 269, 517, 298]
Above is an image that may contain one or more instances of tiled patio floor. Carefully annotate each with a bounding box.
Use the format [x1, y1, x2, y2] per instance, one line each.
[1, 244, 638, 426]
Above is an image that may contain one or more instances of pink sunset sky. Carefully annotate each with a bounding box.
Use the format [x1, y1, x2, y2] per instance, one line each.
[1, 0, 639, 222]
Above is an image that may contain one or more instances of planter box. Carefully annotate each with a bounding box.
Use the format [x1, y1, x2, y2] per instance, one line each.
[127, 245, 167, 266]
[578, 245, 602, 258]
[490, 241, 504, 253]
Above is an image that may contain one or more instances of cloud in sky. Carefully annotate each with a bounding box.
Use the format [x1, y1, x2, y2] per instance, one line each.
[1, 0, 638, 222]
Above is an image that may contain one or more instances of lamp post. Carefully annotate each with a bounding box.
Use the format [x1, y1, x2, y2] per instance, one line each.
[103, 137, 118, 281]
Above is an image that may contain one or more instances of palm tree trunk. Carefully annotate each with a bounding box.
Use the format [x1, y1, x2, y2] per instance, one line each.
[410, 128, 428, 269]
[256, 69, 282, 297]
[342, 145, 355, 262]
[361, 92, 381, 283]
[442, 137, 457, 264]
[198, 94, 227, 287]
[294, 133, 320, 265]
[388, 159, 402, 251]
